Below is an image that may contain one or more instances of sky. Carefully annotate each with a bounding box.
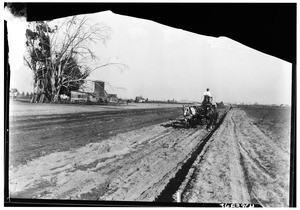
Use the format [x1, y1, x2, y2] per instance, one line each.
[7, 10, 292, 105]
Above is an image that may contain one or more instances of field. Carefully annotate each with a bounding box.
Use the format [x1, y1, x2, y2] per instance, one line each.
[8, 102, 291, 206]
[242, 106, 291, 154]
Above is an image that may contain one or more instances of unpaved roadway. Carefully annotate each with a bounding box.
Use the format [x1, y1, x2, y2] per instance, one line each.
[9, 103, 289, 206]
[9, 102, 226, 201]
[9, 103, 184, 167]
[181, 108, 290, 207]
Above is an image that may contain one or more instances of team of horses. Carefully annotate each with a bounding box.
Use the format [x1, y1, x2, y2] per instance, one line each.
[182, 103, 219, 130]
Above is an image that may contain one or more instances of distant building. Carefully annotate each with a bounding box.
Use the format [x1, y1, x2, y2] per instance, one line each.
[82, 80, 105, 100]
[106, 93, 118, 103]
[70, 91, 97, 102]
[280, 104, 290, 108]
[70, 91, 87, 102]
[10, 88, 19, 99]
[135, 96, 145, 103]
[70, 80, 118, 103]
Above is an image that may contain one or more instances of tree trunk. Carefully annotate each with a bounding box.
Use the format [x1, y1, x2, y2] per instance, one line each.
[30, 93, 36, 103]
[50, 70, 56, 99]
[30, 92, 40, 103]
[39, 93, 45, 103]
[53, 86, 61, 102]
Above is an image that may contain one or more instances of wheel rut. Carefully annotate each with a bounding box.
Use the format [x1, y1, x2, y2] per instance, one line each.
[155, 110, 229, 202]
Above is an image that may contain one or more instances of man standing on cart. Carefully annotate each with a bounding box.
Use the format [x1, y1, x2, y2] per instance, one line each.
[203, 88, 212, 104]
[201, 88, 212, 118]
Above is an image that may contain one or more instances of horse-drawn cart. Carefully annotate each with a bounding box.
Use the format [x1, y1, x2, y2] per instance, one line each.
[182, 102, 218, 130]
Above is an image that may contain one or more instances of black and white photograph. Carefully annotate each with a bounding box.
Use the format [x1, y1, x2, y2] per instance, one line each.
[4, 2, 296, 207]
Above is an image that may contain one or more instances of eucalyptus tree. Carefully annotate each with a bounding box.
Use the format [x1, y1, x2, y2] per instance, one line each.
[24, 16, 118, 102]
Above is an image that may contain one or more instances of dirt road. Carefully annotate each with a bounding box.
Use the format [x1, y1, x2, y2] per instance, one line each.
[180, 108, 290, 207]
[9, 103, 289, 206]
[9, 103, 226, 201]
[9, 106, 184, 167]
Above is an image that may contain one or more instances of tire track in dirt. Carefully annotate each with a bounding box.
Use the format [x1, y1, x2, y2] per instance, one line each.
[237, 141, 275, 180]
[180, 108, 290, 207]
[228, 113, 252, 203]
[98, 128, 208, 201]
[231, 109, 289, 207]
[180, 109, 251, 204]
[155, 110, 229, 202]
[231, 113, 261, 205]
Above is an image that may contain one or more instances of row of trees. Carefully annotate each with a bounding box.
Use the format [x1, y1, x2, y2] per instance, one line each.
[24, 16, 124, 103]
[10, 88, 34, 98]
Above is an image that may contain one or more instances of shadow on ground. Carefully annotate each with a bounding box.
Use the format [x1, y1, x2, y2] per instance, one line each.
[161, 119, 206, 129]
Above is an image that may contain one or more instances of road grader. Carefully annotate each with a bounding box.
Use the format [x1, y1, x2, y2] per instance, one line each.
[182, 101, 219, 130]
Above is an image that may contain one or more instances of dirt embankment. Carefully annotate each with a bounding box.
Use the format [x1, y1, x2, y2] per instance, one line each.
[181, 108, 290, 207]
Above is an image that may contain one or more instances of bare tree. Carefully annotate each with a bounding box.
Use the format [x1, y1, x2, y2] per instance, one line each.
[24, 16, 126, 103]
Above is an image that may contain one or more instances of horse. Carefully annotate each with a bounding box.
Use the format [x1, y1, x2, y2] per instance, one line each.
[182, 105, 197, 128]
[182, 103, 218, 129]
[205, 105, 219, 131]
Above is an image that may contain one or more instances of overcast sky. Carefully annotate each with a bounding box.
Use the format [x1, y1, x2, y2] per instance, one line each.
[7, 10, 292, 105]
